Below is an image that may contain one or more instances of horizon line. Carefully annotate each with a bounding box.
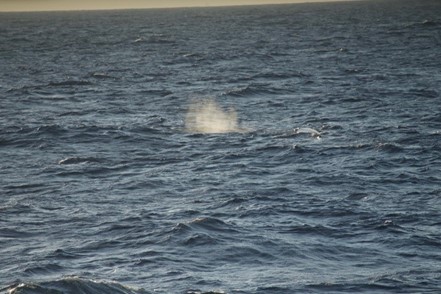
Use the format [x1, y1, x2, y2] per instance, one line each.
[0, 0, 358, 13]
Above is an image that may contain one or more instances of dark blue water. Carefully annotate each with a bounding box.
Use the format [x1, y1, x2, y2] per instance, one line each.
[1, 0, 441, 293]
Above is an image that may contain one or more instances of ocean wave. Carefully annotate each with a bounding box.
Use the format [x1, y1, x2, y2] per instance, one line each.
[46, 249, 83, 260]
[185, 291, 225, 294]
[223, 244, 276, 264]
[407, 88, 439, 98]
[252, 70, 307, 80]
[162, 217, 240, 248]
[6, 277, 150, 294]
[421, 19, 439, 26]
[171, 217, 238, 236]
[1, 124, 66, 137]
[186, 217, 239, 233]
[222, 84, 289, 97]
[407, 19, 440, 28]
[58, 157, 104, 165]
[306, 268, 441, 293]
[47, 80, 93, 87]
[375, 142, 404, 153]
[280, 224, 339, 237]
[35, 124, 66, 135]
[0, 228, 36, 239]
[88, 72, 116, 80]
[0, 123, 142, 148]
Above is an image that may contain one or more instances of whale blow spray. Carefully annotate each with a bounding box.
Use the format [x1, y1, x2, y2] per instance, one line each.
[185, 99, 241, 134]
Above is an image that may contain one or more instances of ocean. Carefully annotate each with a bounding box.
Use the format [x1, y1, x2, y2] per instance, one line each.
[1, 0, 441, 293]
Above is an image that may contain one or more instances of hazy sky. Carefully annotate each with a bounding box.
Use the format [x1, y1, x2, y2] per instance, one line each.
[0, 0, 351, 12]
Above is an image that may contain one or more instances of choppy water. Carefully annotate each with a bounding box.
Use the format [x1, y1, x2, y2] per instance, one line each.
[1, 0, 441, 293]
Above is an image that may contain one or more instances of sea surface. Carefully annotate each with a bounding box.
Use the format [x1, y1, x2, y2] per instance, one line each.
[1, 0, 441, 293]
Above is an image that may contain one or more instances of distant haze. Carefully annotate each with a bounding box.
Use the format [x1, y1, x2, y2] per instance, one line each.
[0, 0, 353, 12]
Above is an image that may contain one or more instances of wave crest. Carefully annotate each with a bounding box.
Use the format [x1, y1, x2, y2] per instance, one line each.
[7, 277, 148, 294]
